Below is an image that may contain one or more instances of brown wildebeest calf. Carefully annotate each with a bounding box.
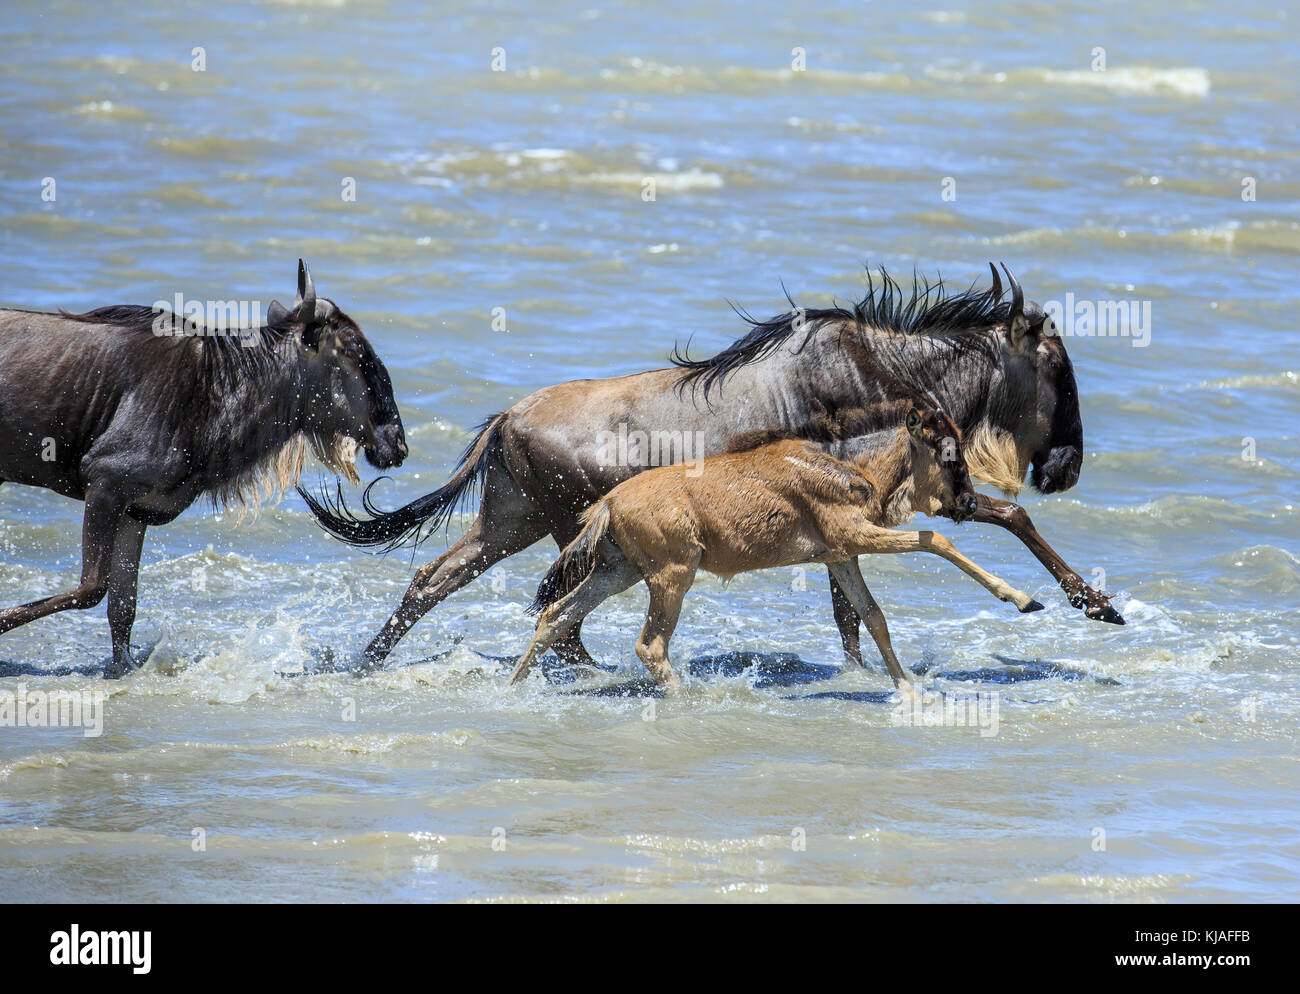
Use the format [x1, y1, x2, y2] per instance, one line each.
[508, 406, 1041, 693]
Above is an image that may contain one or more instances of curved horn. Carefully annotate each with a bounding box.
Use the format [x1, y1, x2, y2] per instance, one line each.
[999, 261, 1023, 320]
[988, 262, 1003, 300]
[296, 258, 316, 313]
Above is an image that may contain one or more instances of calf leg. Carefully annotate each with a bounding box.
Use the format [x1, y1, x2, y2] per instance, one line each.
[850, 528, 1043, 613]
[507, 558, 641, 686]
[634, 566, 695, 694]
[104, 516, 146, 679]
[826, 560, 911, 686]
[545, 520, 605, 671]
[0, 483, 128, 640]
[954, 494, 1124, 624]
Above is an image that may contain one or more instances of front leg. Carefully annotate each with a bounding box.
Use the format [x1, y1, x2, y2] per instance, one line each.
[104, 516, 146, 679]
[828, 570, 865, 669]
[951, 493, 1124, 624]
[826, 560, 911, 687]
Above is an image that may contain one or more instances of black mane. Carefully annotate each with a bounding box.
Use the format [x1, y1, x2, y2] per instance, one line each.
[62, 303, 291, 343]
[672, 267, 1009, 397]
[61, 303, 297, 388]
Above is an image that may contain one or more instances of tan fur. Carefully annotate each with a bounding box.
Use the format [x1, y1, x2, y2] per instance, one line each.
[510, 420, 1039, 692]
[216, 430, 359, 522]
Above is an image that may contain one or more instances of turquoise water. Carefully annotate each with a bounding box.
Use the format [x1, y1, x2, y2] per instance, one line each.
[1, 0, 1297, 902]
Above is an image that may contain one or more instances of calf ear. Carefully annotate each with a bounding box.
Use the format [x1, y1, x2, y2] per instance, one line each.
[906, 409, 924, 437]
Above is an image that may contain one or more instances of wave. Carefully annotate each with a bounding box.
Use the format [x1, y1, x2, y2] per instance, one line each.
[981, 220, 1300, 256]
[533, 59, 1210, 100]
[402, 146, 729, 194]
[1035, 67, 1210, 97]
[0, 727, 479, 779]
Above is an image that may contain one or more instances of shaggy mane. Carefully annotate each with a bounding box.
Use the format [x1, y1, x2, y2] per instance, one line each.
[672, 266, 1007, 398]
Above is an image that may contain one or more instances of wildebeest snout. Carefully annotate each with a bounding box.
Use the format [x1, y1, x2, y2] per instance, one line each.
[1034, 444, 1082, 494]
[369, 422, 407, 468]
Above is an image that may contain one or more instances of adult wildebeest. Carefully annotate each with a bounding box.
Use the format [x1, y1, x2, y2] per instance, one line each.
[0, 261, 407, 677]
[303, 263, 1122, 671]
[509, 405, 1030, 692]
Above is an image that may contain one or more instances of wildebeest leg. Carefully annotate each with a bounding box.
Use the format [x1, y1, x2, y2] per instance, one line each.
[363, 513, 548, 669]
[507, 558, 641, 687]
[957, 494, 1124, 624]
[634, 565, 695, 694]
[0, 483, 129, 641]
[829, 571, 864, 668]
[826, 561, 911, 686]
[104, 516, 146, 680]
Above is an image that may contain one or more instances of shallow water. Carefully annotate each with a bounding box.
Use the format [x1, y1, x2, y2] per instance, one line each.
[1, 0, 1298, 902]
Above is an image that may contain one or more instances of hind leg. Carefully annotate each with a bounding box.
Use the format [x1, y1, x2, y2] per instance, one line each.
[633, 565, 695, 694]
[827, 560, 910, 687]
[363, 472, 550, 667]
[545, 520, 605, 671]
[0, 482, 131, 643]
[507, 558, 641, 687]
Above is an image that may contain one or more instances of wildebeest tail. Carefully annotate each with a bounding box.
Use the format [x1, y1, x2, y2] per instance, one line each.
[529, 501, 613, 615]
[298, 413, 506, 551]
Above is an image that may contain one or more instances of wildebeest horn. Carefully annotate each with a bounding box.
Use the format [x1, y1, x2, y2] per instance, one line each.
[999, 261, 1023, 321]
[988, 262, 1003, 300]
[296, 258, 316, 314]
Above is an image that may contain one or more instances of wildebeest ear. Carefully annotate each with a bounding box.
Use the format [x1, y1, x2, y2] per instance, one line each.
[906, 409, 923, 436]
[267, 300, 290, 326]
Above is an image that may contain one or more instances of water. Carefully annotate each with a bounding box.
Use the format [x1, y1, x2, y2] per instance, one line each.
[1, 0, 1298, 902]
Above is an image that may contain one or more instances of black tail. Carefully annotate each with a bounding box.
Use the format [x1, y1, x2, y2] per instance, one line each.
[528, 502, 613, 615]
[298, 413, 505, 551]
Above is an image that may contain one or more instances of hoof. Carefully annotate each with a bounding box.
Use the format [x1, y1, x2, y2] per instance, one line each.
[103, 655, 135, 680]
[1088, 603, 1126, 625]
[1021, 599, 1046, 613]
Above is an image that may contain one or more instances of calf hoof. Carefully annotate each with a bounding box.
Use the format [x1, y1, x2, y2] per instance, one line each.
[1021, 599, 1046, 613]
[1087, 602, 1126, 625]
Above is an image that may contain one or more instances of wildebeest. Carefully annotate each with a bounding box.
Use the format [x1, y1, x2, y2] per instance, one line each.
[508, 405, 1040, 692]
[0, 261, 407, 677]
[303, 263, 1122, 671]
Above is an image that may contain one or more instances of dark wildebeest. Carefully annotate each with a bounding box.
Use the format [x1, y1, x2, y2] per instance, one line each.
[0, 261, 407, 677]
[303, 263, 1122, 672]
